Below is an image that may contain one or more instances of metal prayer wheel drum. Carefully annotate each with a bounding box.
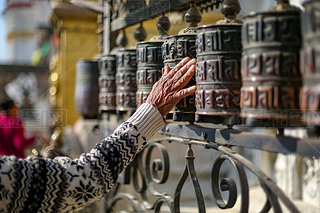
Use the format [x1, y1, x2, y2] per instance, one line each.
[240, 4, 302, 127]
[195, 0, 242, 126]
[75, 60, 100, 119]
[161, 3, 201, 122]
[116, 49, 137, 112]
[300, 0, 320, 134]
[135, 15, 170, 106]
[98, 54, 116, 112]
[162, 35, 197, 67]
[162, 34, 197, 122]
[136, 41, 163, 106]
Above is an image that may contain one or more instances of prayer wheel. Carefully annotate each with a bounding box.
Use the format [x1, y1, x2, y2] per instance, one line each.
[116, 49, 137, 113]
[162, 3, 201, 122]
[136, 42, 164, 106]
[195, 0, 242, 126]
[98, 54, 117, 112]
[136, 15, 170, 106]
[75, 59, 100, 119]
[300, 0, 320, 134]
[240, 0, 302, 127]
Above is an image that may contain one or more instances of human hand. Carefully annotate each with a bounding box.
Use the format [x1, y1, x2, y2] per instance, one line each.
[146, 57, 197, 116]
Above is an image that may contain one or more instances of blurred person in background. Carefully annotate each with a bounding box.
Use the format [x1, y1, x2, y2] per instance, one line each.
[0, 96, 37, 158]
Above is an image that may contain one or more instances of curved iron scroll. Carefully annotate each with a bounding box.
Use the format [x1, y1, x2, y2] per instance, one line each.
[211, 154, 249, 212]
[105, 138, 301, 213]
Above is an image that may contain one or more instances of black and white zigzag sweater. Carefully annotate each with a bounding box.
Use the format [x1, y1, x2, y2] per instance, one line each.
[0, 103, 164, 213]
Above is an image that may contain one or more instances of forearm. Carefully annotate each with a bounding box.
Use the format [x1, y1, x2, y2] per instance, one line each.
[55, 103, 164, 211]
[0, 103, 164, 213]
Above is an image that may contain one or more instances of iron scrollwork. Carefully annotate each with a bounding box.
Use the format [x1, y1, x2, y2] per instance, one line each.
[211, 154, 249, 211]
[106, 141, 174, 212]
[105, 138, 301, 212]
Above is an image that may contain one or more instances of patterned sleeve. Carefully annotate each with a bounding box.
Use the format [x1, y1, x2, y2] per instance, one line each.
[0, 103, 164, 213]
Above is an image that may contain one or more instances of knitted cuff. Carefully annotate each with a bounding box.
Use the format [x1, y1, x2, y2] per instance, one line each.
[127, 103, 164, 141]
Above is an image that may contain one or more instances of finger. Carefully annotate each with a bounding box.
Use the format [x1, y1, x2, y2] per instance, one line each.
[175, 85, 197, 99]
[162, 66, 171, 76]
[173, 64, 196, 89]
[172, 58, 196, 82]
[166, 57, 191, 78]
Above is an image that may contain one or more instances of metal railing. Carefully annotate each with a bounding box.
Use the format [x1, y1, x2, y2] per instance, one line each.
[102, 123, 320, 212]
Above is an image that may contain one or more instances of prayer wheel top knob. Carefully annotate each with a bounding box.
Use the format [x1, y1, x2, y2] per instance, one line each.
[179, 2, 202, 34]
[116, 30, 128, 47]
[216, 0, 242, 24]
[134, 23, 147, 42]
[156, 14, 170, 36]
[150, 14, 170, 41]
[269, 0, 300, 11]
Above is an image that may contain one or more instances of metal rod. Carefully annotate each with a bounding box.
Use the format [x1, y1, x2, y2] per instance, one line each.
[103, 0, 110, 54]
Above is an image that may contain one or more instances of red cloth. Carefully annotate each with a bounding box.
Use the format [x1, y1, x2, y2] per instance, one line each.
[0, 113, 36, 158]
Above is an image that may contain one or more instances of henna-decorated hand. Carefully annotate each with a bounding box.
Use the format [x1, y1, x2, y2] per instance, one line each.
[146, 57, 197, 116]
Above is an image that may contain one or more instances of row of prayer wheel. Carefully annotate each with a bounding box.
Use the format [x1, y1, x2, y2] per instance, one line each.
[75, 0, 320, 131]
[300, 0, 320, 133]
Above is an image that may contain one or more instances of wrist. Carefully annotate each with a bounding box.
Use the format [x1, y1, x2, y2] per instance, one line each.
[127, 103, 164, 141]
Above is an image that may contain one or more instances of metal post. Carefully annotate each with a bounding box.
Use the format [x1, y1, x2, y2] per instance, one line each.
[103, 0, 110, 54]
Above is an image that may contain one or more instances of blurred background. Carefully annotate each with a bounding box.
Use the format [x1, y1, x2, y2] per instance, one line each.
[0, 0, 54, 157]
[2, 1, 319, 213]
